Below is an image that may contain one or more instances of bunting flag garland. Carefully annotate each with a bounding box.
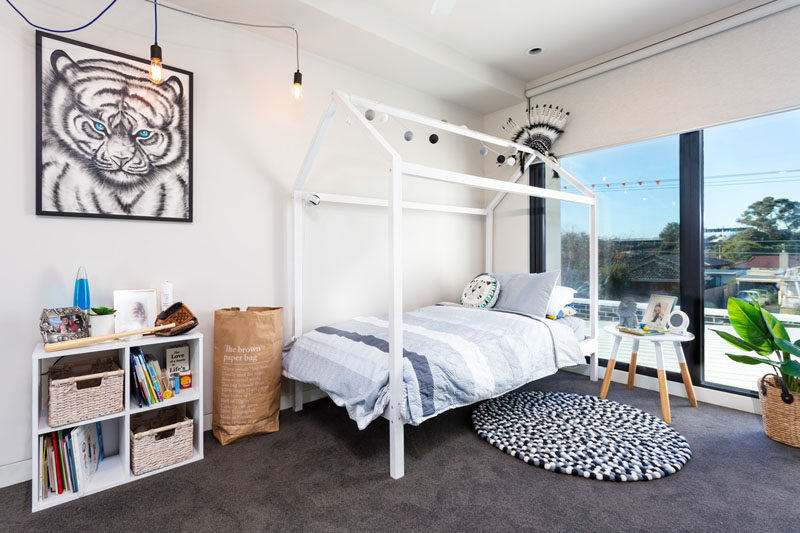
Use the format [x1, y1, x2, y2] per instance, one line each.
[559, 176, 674, 198]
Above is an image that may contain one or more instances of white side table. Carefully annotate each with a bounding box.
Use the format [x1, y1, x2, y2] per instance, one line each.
[598, 324, 698, 424]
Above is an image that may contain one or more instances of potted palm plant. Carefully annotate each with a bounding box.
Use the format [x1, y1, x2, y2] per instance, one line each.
[89, 306, 117, 337]
[713, 297, 800, 447]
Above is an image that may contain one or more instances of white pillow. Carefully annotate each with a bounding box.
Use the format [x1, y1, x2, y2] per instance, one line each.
[460, 274, 500, 309]
[546, 285, 576, 317]
[493, 271, 560, 317]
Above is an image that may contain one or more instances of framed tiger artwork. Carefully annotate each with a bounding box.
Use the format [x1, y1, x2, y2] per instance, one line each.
[36, 31, 193, 222]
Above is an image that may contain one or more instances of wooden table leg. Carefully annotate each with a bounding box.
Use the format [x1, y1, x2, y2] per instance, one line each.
[654, 342, 671, 424]
[627, 339, 640, 390]
[599, 336, 622, 399]
[674, 341, 698, 407]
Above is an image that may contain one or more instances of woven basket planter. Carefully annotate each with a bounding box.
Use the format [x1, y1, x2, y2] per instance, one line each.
[48, 358, 124, 427]
[131, 409, 194, 475]
[759, 375, 800, 448]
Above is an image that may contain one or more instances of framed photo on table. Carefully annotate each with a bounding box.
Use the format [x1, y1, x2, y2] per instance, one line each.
[39, 307, 90, 343]
[642, 294, 677, 331]
[113, 289, 158, 333]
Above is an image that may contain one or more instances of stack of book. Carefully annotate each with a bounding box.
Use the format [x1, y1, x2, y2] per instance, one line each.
[39, 422, 103, 500]
[131, 347, 171, 407]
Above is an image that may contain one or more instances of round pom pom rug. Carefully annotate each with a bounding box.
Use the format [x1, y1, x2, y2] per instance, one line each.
[472, 391, 691, 481]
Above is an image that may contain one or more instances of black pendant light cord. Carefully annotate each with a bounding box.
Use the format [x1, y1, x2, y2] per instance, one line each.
[153, 0, 158, 44]
[5, 0, 301, 72]
[5, 0, 117, 33]
[143, 0, 300, 72]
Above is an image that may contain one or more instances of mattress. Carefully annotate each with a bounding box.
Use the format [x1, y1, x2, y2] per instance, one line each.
[283, 305, 585, 429]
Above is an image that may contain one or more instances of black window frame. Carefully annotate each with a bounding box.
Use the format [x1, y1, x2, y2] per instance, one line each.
[530, 131, 760, 398]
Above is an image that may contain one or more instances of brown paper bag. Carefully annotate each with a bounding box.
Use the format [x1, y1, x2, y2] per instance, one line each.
[212, 307, 283, 445]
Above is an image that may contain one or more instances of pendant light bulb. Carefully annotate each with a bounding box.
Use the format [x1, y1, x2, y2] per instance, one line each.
[293, 70, 303, 100]
[150, 43, 163, 84]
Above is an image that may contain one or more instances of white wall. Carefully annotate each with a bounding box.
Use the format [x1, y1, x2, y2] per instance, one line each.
[484, 6, 800, 273]
[0, 0, 485, 481]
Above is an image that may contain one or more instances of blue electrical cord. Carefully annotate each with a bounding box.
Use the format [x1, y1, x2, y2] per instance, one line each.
[5, 0, 117, 33]
[153, 0, 157, 43]
[6, 0, 301, 73]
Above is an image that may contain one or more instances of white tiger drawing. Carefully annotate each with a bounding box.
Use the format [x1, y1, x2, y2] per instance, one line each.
[40, 48, 190, 219]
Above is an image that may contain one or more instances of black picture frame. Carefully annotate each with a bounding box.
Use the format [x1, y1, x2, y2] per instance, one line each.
[35, 31, 194, 222]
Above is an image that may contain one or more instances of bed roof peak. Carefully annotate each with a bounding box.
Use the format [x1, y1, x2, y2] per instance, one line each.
[295, 90, 594, 199]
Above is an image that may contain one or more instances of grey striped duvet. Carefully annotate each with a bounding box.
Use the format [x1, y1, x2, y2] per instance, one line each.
[283, 305, 585, 429]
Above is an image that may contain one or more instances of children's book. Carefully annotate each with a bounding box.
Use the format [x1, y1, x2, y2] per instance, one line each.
[65, 434, 78, 493]
[51, 432, 63, 494]
[153, 359, 169, 395]
[42, 438, 49, 499]
[60, 433, 72, 493]
[130, 352, 144, 407]
[96, 422, 104, 465]
[83, 423, 101, 474]
[46, 441, 56, 494]
[38, 436, 44, 500]
[146, 360, 164, 401]
[70, 425, 88, 494]
[135, 349, 158, 404]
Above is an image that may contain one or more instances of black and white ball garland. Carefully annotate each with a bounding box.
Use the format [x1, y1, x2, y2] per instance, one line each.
[485, 147, 518, 166]
[472, 391, 692, 482]
[361, 107, 523, 159]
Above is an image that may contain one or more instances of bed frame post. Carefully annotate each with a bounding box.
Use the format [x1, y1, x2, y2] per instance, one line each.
[589, 201, 599, 381]
[292, 96, 338, 412]
[293, 192, 305, 411]
[388, 156, 405, 479]
[485, 211, 494, 272]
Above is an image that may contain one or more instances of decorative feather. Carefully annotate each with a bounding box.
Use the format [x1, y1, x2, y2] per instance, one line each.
[503, 102, 570, 161]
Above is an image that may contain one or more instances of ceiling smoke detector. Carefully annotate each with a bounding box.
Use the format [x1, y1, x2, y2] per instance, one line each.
[527, 47, 543, 56]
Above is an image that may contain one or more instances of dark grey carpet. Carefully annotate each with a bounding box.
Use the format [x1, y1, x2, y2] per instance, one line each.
[2, 372, 798, 532]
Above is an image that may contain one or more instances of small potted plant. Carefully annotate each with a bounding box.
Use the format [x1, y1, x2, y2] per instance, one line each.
[712, 297, 800, 447]
[88, 307, 117, 337]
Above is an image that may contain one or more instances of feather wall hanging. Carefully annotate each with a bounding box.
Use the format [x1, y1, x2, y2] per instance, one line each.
[502, 100, 569, 163]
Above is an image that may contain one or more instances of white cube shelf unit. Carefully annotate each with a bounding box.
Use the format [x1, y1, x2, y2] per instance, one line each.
[30, 332, 204, 512]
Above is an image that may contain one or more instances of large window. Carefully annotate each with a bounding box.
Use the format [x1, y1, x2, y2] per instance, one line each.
[558, 135, 680, 372]
[538, 107, 800, 394]
[702, 109, 800, 391]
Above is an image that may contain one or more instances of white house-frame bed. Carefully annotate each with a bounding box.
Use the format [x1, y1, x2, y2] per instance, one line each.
[291, 90, 599, 479]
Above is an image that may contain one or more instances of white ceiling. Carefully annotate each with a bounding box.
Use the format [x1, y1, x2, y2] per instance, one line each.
[173, 0, 774, 113]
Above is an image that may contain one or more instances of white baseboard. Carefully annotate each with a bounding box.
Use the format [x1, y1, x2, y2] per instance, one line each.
[566, 365, 762, 414]
[0, 459, 31, 489]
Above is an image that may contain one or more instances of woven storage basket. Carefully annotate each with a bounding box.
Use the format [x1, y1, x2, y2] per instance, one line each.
[48, 358, 124, 427]
[130, 408, 194, 475]
[759, 375, 800, 448]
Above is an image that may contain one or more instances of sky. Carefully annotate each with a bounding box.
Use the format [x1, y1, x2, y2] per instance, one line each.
[558, 107, 800, 239]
